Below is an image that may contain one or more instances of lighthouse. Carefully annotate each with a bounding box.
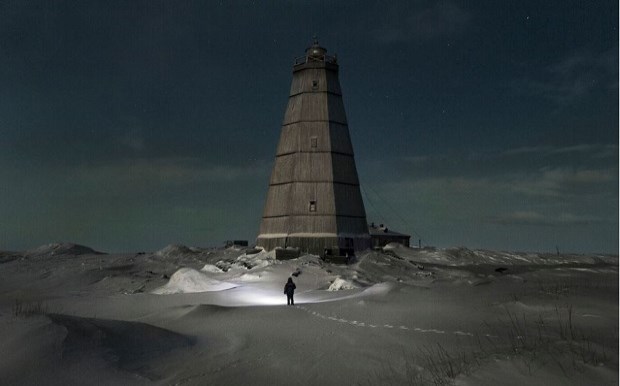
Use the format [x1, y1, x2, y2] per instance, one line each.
[256, 40, 371, 256]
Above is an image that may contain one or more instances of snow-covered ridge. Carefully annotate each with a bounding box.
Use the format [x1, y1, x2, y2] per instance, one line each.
[25, 243, 103, 257]
[384, 243, 618, 266]
[155, 244, 203, 258]
[145, 242, 618, 296]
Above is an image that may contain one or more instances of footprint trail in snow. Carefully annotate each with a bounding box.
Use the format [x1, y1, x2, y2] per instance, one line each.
[295, 305, 495, 338]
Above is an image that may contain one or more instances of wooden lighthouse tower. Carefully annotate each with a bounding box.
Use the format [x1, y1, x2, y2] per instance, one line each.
[256, 40, 371, 256]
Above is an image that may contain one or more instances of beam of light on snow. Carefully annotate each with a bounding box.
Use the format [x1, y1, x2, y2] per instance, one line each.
[239, 288, 287, 306]
[216, 282, 394, 307]
[218, 286, 317, 306]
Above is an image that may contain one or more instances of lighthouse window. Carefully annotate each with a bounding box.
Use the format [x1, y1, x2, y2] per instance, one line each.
[310, 136, 318, 148]
[312, 80, 318, 90]
[309, 200, 317, 212]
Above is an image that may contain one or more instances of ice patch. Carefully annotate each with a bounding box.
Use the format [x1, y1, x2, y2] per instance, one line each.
[153, 268, 238, 294]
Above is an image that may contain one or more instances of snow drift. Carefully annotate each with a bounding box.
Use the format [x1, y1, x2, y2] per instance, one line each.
[155, 244, 201, 258]
[327, 277, 358, 291]
[152, 268, 238, 294]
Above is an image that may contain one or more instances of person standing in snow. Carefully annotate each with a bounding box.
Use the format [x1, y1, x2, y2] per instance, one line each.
[284, 277, 296, 306]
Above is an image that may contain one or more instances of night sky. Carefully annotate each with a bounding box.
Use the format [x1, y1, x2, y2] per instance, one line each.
[1, 1, 617, 253]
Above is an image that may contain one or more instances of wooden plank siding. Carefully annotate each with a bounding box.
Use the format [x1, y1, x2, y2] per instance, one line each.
[257, 42, 371, 256]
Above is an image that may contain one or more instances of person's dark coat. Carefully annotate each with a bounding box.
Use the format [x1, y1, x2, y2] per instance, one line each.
[284, 278, 296, 296]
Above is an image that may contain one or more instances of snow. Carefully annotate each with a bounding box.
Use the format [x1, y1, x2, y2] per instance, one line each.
[384, 244, 618, 266]
[327, 277, 358, 291]
[201, 264, 223, 273]
[155, 244, 197, 258]
[152, 268, 238, 294]
[0, 243, 616, 385]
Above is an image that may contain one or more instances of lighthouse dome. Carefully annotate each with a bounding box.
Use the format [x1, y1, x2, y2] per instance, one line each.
[305, 37, 327, 60]
[306, 44, 326, 58]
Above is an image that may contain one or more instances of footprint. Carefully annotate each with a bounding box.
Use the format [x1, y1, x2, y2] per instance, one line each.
[453, 331, 473, 336]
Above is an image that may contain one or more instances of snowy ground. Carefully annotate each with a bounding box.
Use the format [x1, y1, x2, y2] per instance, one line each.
[0, 243, 617, 385]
